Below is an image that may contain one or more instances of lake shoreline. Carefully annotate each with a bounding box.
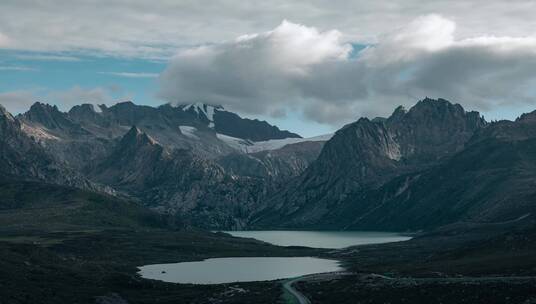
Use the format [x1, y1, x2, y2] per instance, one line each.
[219, 230, 412, 249]
[137, 230, 412, 284]
[138, 257, 344, 284]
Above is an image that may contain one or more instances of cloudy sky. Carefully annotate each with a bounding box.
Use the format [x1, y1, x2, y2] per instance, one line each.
[1, 0, 536, 136]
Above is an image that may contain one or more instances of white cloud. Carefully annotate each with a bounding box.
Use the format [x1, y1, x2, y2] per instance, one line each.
[1, 1, 536, 58]
[99, 72, 159, 78]
[0, 31, 10, 47]
[0, 91, 37, 114]
[159, 16, 536, 124]
[159, 20, 352, 115]
[360, 14, 456, 65]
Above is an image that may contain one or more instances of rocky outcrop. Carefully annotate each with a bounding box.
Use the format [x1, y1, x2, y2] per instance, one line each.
[218, 140, 325, 181]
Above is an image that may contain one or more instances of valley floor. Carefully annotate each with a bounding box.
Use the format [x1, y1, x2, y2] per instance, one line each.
[293, 219, 536, 303]
[0, 229, 320, 304]
[2, 179, 535, 303]
[3, 221, 536, 304]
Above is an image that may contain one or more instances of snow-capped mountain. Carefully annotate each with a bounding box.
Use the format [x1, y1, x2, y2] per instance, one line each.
[18, 101, 308, 166]
[177, 102, 221, 128]
[174, 102, 302, 142]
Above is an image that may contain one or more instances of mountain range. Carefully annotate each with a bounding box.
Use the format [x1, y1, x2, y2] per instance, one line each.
[2, 98, 536, 231]
[1, 101, 326, 229]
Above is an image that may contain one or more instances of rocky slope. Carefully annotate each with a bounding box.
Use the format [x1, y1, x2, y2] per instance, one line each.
[334, 111, 536, 231]
[19, 102, 113, 170]
[2, 100, 327, 229]
[252, 98, 488, 228]
[217, 140, 325, 182]
[0, 104, 107, 192]
[7, 97, 536, 232]
[20, 101, 306, 164]
[211, 107, 300, 141]
[89, 126, 268, 229]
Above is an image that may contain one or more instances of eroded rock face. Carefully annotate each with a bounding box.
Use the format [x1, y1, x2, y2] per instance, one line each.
[89, 126, 267, 229]
[252, 98, 487, 229]
[217, 141, 325, 181]
[336, 114, 536, 231]
[19, 102, 113, 171]
[0, 104, 109, 193]
[3, 101, 316, 229]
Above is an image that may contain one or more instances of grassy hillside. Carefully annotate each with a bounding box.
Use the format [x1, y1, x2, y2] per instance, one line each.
[0, 179, 319, 303]
[0, 178, 164, 232]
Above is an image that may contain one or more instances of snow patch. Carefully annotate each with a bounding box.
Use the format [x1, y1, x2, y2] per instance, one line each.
[216, 133, 254, 152]
[205, 105, 215, 122]
[218, 133, 333, 153]
[248, 133, 333, 153]
[91, 104, 103, 113]
[179, 125, 199, 139]
[181, 103, 222, 129]
[385, 142, 401, 161]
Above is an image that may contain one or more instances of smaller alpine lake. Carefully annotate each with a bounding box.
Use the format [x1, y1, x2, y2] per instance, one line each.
[222, 230, 412, 249]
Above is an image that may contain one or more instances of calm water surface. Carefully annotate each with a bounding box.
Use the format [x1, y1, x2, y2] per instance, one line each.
[222, 230, 412, 249]
[138, 257, 342, 284]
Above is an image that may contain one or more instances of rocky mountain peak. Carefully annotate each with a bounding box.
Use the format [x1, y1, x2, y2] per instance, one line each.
[406, 97, 464, 118]
[176, 102, 224, 128]
[67, 104, 109, 128]
[388, 98, 486, 132]
[27, 101, 56, 116]
[181, 102, 224, 112]
[114, 101, 135, 107]
[21, 102, 91, 137]
[388, 98, 454, 122]
[255, 98, 490, 228]
[0, 104, 15, 122]
[106, 101, 138, 116]
[0, 105, 19, 134]
[516, 110, 536, 124]
[120, 126, 157, 147]
[69, 103, 104, 115]
[24, 102, 69, 129]
[389, 105, 407, 122]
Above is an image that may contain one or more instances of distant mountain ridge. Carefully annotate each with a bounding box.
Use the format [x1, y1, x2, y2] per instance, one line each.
[0, 104, 110, 193]
[4, 97, 536, 232]
[2, 100, 321, 229]
[175, 102, 301, 141]
[334, 110, 536, 230]
[16, 101, 307, 166]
